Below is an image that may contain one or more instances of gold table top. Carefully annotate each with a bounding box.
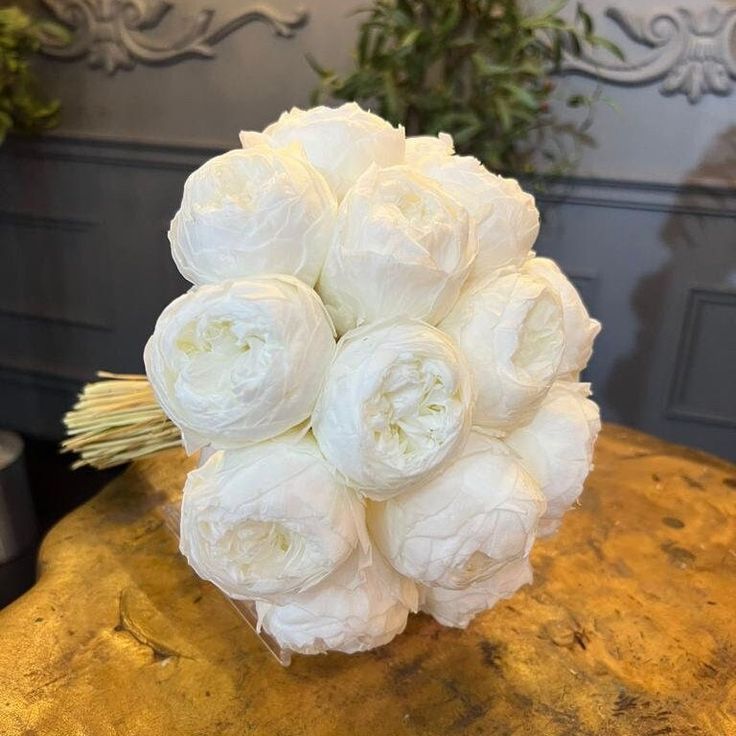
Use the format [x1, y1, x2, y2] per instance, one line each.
[1, 424, 735, 735]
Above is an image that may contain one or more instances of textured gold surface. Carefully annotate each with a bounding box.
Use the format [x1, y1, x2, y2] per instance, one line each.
[1, 424, 735, 735]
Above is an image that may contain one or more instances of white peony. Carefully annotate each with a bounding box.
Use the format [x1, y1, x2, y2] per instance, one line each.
[404, 133, 455, 167]
[240, 102, 405, 200]
[169, 147, 336, 287]
[419, 556, 533, 628]
[368, 432, 546, 589]
[144, 275, 335, 452]
[179, 435, 367, 602]
[407, 145, 539, 280]
[317, 165, 478, 334]
[311, 318, 474, 500]
[506, 381, 601, 537]
[256, 549, 418, 654]
[523, 257, 601, 377]
[440, 269, 565, 432]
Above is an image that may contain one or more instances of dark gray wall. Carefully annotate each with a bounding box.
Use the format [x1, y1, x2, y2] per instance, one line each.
[1, 0, 734, 459]
[0, 137, 202, 436]
[534, 174, 736, 461]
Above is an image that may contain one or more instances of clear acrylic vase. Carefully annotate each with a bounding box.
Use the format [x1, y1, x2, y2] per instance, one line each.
[159, 502, 293, 666]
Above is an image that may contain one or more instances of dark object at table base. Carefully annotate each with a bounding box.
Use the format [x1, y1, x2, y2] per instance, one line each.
[0, 552, 35, 609]
[0, 431, 37, 609]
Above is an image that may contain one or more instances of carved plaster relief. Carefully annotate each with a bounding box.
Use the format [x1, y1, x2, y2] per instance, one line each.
[41, 1, 308, 74]
[562, 6, 736, 103]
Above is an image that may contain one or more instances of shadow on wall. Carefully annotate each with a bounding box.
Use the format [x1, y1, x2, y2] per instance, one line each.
[604, 125, 736, 456]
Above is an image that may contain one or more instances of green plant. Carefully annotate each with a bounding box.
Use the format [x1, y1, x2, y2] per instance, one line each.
[0, 5, 67, 144]
[311, 0, 622, 174]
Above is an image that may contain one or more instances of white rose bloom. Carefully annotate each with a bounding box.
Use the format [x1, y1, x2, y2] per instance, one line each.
[312, 318, 474, 500]
[523, 257, 601, 377]
[420, 556, 533, 628]
[507, 381, 601, 537]
[240, 102, 405, 200]
[368, 433, 545, 589]
[408, 148, 539, 279]
[404, 133, 455, 167]
[169, 147, 336, 287]
[256, 549, 418, 654]
[317, 165, 478, 334]
[179, 435, 367, 602]
[144, 276, 335, 452]
[440, 270, 564, 431]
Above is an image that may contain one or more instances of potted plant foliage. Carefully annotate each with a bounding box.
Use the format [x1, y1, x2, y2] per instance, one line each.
[311, 0, 622, 174]
[0, 5, 66, 144]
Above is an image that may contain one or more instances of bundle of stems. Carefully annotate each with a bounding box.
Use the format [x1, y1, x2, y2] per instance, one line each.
[61, 372, 181, 469]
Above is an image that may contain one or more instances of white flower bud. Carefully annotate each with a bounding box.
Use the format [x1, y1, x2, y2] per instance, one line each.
[256, 549, 418, 654]
[409, 149, 539, 279]
[368, 433, 545, 589]
[169, 147, 336, 287]
[144, 276, 335, 451]
[506, 381, 601, 536]
[241, 102, 405, 200]
[440, 270, 565, 431]
[312, 318, 474, 500]
[317, 165, 478, 334]
[523, 257, 601, 377]
[179, 435, 367, 602]
[420, 556, 533, 628]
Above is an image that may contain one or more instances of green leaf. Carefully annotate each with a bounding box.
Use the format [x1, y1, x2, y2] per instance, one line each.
[567, 94, 588, 108]
[521, 0, 567, 29]
[448, 38, 477, 51]
[576, 4, 593, 36]
[567, 31, 582, 56]
[306, 52, 328, 77]
[471, 52, 511, 78]
[504, 83, 539, 110]
[399, 28, 421, 49]
[438, 5, 461, 36]
[35, 20, 71, 45]
[600, 94, 621, 113]
[495, 97, 512, 132]
[0, 6, 64, 144]
[590, 35, 625, 61]
[381, 70, 402, 121]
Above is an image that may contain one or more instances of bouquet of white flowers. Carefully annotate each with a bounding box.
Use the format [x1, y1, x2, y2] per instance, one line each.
[69, 102, 602, 657]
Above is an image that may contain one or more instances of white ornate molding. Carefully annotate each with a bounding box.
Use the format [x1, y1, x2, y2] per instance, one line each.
[561, 6, 736, 103]
[40, 1, 308, 74]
